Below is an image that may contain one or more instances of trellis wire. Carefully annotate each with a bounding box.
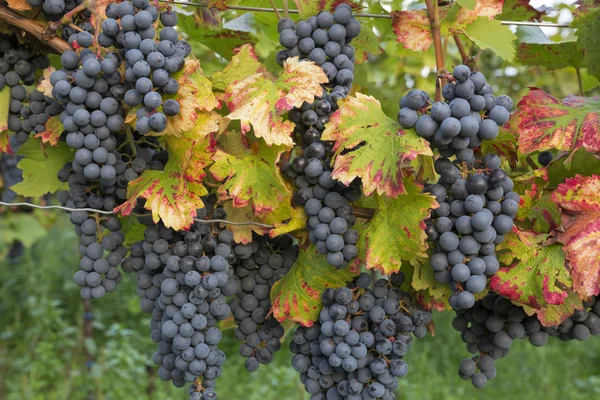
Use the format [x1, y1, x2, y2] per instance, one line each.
[158, 0, 572, 27]
[0, 201, 276, 228]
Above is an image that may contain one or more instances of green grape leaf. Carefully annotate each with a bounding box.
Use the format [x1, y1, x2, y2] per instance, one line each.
[0, 86, 10, 154]
[11, 139, 72, 197]
[0, 213, 46, 249]
[115, 121, 216, 231]
[512, 88, 600, 156]
[517, 42, 583, 69]
[210, 43, 264, 91]
[119, 216, 146, 246]
[322, 93, 432, 197]
[391, 0, 504, 52]
[210, 139, 292, 215]
[356, 179, 437, 275]
[463, 18, 517, 61]
[574, 7, 600, 80]
[456, 0, 476, 9]
[552, 174, 600, 299]
[547, 148, 600, 187]
[352, 25, 384, 64]
[270, 244, 358, 326]
[292, 0, 361, 19]
[521, 195, 562, 234]
[498, 0, 544, 22]
[409, 258, 452, 312]
[224, 57, 328, 147]
[491, 229, 580, 313]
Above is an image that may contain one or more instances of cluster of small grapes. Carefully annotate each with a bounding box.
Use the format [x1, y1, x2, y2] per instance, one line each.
[62, 20, 95, 43]
[99, 1, 187, 133]
[229, 234, 298, 372]
[290, 272, 432, 400]
[399, 65, 513, 165]
[122, 201, 237, 398]
[425, 155, 518, 310]
[278, 5, 363, 268]
[27, 0, 80, 18]
[453, 293, 600, 388]
[0, 36, 53, 144]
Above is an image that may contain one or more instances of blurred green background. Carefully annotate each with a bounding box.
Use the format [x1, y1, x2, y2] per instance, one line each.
[1, 217, 600, 400]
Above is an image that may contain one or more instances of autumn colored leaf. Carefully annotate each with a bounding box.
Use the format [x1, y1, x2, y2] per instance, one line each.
[115, 121, 216, 231]
[224, 57, 328, 147]
[194, 7, 222, 29]
[552, 174, 600, 298]
[270, 244, 358, 326]
[322, 93, 432, 197]
[292, 0, 361, 19]
[210, 140, 292, 214]
[34, 115, 64, 146]
[408, 258, 452, 312]
[162, 58, 221, 137]
[220, 201, 270, 244]
[391, 0, 504, 52]
[356, 178, 437, 275]
[37, 67, 55, 98]
[479, 128, 518, 168]
[0, 86, 10, 154]
[513, 88, 600, 156]
[11, 139, 72, 197]
[491, 229, 581, 321]
[521, 291, 583, 327]
[210, 44, 264, 91]
[6, 0, 32, 11]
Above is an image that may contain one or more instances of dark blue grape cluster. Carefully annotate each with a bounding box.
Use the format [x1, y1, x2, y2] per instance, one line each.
[290, 272, 431, 400]
[453, 293, 600, 388]
[27, 0, 79, 18]
[229, 234, 298, 372]
[279, 5, 363, 269]
[424, 155, 518, 310]
[399, 64, 513, 165]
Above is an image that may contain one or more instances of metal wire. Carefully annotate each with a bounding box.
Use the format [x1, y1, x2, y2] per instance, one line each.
[0, 201, 276, 228]
[159, 0, 572, 27]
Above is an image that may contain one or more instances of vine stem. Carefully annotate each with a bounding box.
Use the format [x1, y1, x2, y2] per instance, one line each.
[0, 5, 71, 54]
[282, 0, 289, 18]
[453, 35, 468, 64]
[48, 0, 97, 32]
[424, 0, 445, 102]
[576, 68, 584, 96]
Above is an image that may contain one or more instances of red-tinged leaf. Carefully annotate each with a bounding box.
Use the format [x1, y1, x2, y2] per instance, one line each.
[479, 128, 518, 168]
[220, 201, 270, 244]
[209, 141, 292, 214]
[0, 86, 10, 154]
[224, 57, 328, 147]
[292, 0, 362, 19]
[390, 10, 432, 52]
[522, 290, 583, 327]
[522, 195, 562, 234]
[322, 93, 432, 197]
[552, 174, 600, 298]
[270, 244, 358, 326]
[163, 58, 221, 137]
[512, 168, 550, 231]
[514, 88, 600, 155]
[355, 178, 437, 275]
[210, 44, 264, 92]
[115, 125, 216, 231]
[35, 115, 63, 146]
[491, 229, 574, 310]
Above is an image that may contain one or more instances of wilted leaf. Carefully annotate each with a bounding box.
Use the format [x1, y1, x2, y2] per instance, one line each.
[322, 93, 432, 197]
[270, 244, 358, 326]
[552, 174, 600, 298]
[224, 57, 327, 147]
[37, 67, 55, 98]
[513, 88, 600, 156]
[491, 229, 582, 321]
[356, 178, 437, 275]
[35, 115, 64, 146]
[6, 0, 32, 11]
[11, 139, 71, 197]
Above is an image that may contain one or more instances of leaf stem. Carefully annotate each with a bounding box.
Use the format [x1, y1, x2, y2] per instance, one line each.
[575, 67, 584, 96]
[282, 0, 289, 19]
[268, 0, 282, 19]
[453, 35, 468, 64]
[424, 0, 445, 102]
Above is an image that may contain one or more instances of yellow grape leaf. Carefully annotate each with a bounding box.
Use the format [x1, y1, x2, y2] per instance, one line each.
[37, 67, 55, 98]
[6, 0, 32, 10]
[224, 57, 328, 147]
[0, 86, 10, 153]
[210, 43, 264, 91]
[221, 201, 270, 244]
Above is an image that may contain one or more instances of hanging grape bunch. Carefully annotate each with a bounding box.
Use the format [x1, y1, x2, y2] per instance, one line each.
[424, 155, 519, 309]
[278, 4, 363, 269]
[399, 64, 513, 165]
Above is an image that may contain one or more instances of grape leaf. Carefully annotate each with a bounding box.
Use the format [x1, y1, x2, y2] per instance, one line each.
[115, 120, 216, 231]
[322, 93, 432, 197]
[37, 67, 55, 98]
[498, 0, 544, 22]
[574, 7, 600, 80]
[224, 57, 328, 147]
[210, 140, 292, 214]
[220, 201, 270, 244]
[35, 115, 64, 146]
[0, 213, 46, 250]
[194, 7, 222, 29]
[547, 148, 600, 187]
[6, 0, 32, 11]
[210, 43, 264, 92]
[162, 58, 221, 138]
[356, 178, 437, 275]
[119, 215, 146, 246]
[552, 174, 600, 298]
[479, 128, 518, 168]
[464, 18, 516, 61]
[521, 195, 562, 234]
[491, 229, 581, 322]
[456, 0, 476, 9]
[517, 41, 583, 69]
[409, 258, 452, 312]
[292, 0, 361, 19]
[11, 139, 71, 197]
[0, 86, 10, 154]
[270, 243, 358, 326]
[521, 290, 583, 327]
[513, 88, 600, 156]
[352, 25, 384, 64]
[391, 0, 504, 52]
